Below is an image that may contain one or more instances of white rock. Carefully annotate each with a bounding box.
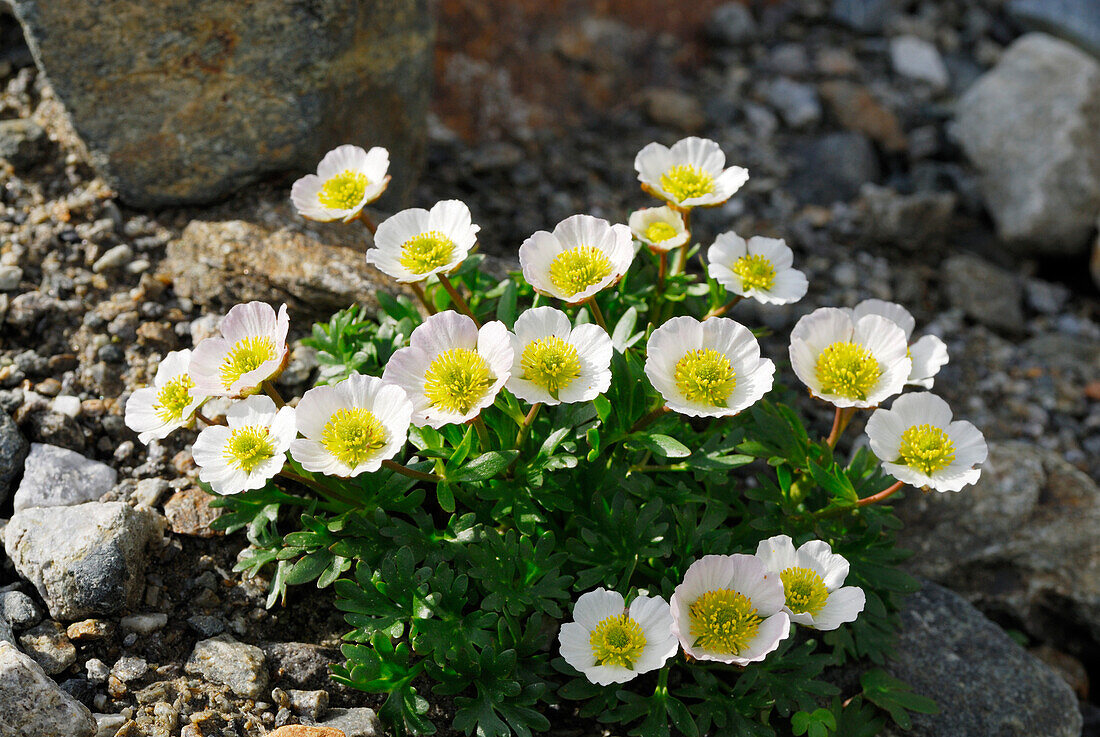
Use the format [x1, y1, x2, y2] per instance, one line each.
[119, 613, 168, 635]
[0, 641, 97, 736]
[184, 635, 268, 699]
[12, 443, 116, 512]
[49, 395, 82, 418]
[0, 266, 22, 292]
[890, 35, 949, 90]
[91, 244, 133, 273]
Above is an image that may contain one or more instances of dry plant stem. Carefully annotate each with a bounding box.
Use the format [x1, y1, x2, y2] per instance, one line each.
[409, 282, 438, 316]
[587, 298, 609, 332]
[657, 250, 668, 292]
[438, 273, 480, 327]
[194, 409, 225, 426]
[278, 467, 356, 506]
[357, 210, 378, 235]
[856, 480, 905, 507]
[705, 295, 744, 319]
[675, 207, 692, 274]
[262, 381, 286, 408]
[472, 415, 492, 448]
[825, 406, 857, 448]
[515, 403, 541, 448]
[382, 458, 443, 483]
[630, 404, 669, 434]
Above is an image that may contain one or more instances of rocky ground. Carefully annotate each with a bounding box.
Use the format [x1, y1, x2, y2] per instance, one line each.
[1, 0, 1099, 735]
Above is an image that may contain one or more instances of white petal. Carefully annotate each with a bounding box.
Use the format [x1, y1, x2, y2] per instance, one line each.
[572, 588, 624, 630]
[808, 587, 865, 631]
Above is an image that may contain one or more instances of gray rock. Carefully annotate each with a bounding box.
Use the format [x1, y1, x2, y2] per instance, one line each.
[119, 613, 167, 635]
[84, 659, 108, 684]
[954, 34, 1100, 255]
[861, 184, 956, 251]
[2, 502, 162, 620]
[161, 218, 410, 321]
[0, 412, 28, 502]
[0, 266, 21, 292]
[1007, 0, 1100, 59]
[319, 707, 383, 737]
[790, 132, 880, 204]
[90, 244, 132, 274]
[110, 656, 148, 682]
[889, 35, 949, 90]
[93, 713, 125, 737]
[9, 0, 432, 208]
[0, 590, 42, 630]
[763, 78, 822, 129]
[12, 443, 117, 512]
[185, 635, 268, 699]
[1024, 278, 1071, 315]
[0, 119, 47, 170]
[879, 581, 1081, 737]
[0, 641, 97, 737]
[17, 621, 75, 675]
[896, 442, 1100, 653]
[707, 3, 757, 46]
[944, 254, 1024, 332]
[286, 688, 329, 722]
[260, 642, 342, 692]
[831, 0, 896, 33]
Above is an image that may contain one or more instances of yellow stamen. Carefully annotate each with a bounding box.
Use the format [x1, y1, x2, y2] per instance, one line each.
[689, 589, 761, 654]
[644, 221, 679, 244]
[220, 336, 277, 390]
[423, 348, 493, 415]
[321, 408, 388, 468]
[548, 246, 613, 297]
[155, 374, 195, 423]
[674, 349, 736, 406]
[399, 231, 456, 276]
[780, 567, 829, 616]
[589, 612, 648, 669]
[521, 336, 581, 398]
[660, 164, 715, 202]
[898, 424, 956, 475]
[224, 426, 276, 473]
[318, 170, 370, 210]
[814, 341, 881, 401]
[732, 254, 776, 292]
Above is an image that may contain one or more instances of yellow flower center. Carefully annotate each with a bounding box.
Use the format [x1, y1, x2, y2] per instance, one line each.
[321, 408, 388, 468]
[548, 246, 613, 297]
[674, 349, 737, 406]
[520, 336, 581, 398]
[155, 374, 196, 423]
[643, 221, 679, 244]
[814, 341, 881, 401]
[732, 254, 776, 292]
[423, 348, 493, 415]
[398, 231, 456, 276]
[220, 336, 277, 390]
[318, 169, 370, 210]
[588, 612, 648, 669]
[780, 567, 829, 616]
[688, 588, 761, 655]
[224, 425, 276, 473]
[660, 164, 715, 203]
[898, 424, 956, 475]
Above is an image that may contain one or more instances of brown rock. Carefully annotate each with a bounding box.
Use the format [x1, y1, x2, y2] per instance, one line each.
[821, 80, 908, 152]
[640, 87, 707, 133]
[65, 618, 113, 641]
[269, 727, 346, 737]
[163, 487, 224, 538]
[161, 219, 410, 320]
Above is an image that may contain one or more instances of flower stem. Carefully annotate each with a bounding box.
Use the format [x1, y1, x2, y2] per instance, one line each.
[856, 480, 905, 507]
[630, 404, 669, 433]
[654, 666, 670, 698]
[587, 298, 609, 332]
[357, 210, 378, 235]
[825, 406, 857, 449]
[262, 381, 286, 408]
[278, 467, 356, 506]
[381, 459, 442, 483]
[409, 281, 438, 316]
[705, 295, 744, 319]
[657, 250, 668, 293]
[472, 415, 492, 449]
[194, 409, 225, 426]
[515, 403, 541, 448]
[438, 273, 480, 327]
[674, 207, 692, 275]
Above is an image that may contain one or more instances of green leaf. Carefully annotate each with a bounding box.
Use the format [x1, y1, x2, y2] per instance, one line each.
[636, 433, 691, 459]
[451, 451, 518, 482]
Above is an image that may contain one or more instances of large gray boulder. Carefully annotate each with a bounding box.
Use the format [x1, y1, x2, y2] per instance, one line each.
[881, 581, 1081, 737]
[896, 441, 1100, 651]
[954, 33, 1100, 255]
[2, 502, 162, 621]
[12, 443, 116, 512]
[9, 0, 433, 208]
[0, 641, 97, 737]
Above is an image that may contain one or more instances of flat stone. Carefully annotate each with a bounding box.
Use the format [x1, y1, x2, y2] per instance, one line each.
[65, 619, 112, 642]
[954, 33, 1100, 255]
[1007, 0, 1100, 59]
[319, 708, 382, 737]
[9, 0, 432, 207]
[162, 487, 224, 538]
[0, 641, 97, 736]
[161, 219, 410, 321]
[0, 411, 29, 503]
[119, 613, 168, 635]
[2, 502, 162, 620]
[896, 442, 1100, 655]
[889, 35, 949, 90]
[18, 621, 76, 675]
[268, 727, 345, 737]
[185, 634, 268, 699]
[944, 254, 1024, 332]
[110, 656, 148, 683]
[12, 443, 117, 512]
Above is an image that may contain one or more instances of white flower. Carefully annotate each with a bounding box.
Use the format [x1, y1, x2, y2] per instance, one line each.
[634, 137, 749, 208]
[644, 316, 775, 418]
[755, 535, 866, 631]
[865, 392, 987, 492]
[789, 307, 911, 409]
[365, 200, 480, 283]
[290, 373, 413, 477]
[558, 588, 679, 685]
[190, 302, 290, 398]
[628, 206, 689, 252]
[381, 311, 512, 428]
[670, 554, 790, 665]
[192, 395, 296, 495]
[707, 232, 808, 305]
[518, 214, 634, 304]
[506, 307, 612, 406]
[850, 299, 949, 389]
[290, 145, 390, 222]
[124, 349, 208, 444]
